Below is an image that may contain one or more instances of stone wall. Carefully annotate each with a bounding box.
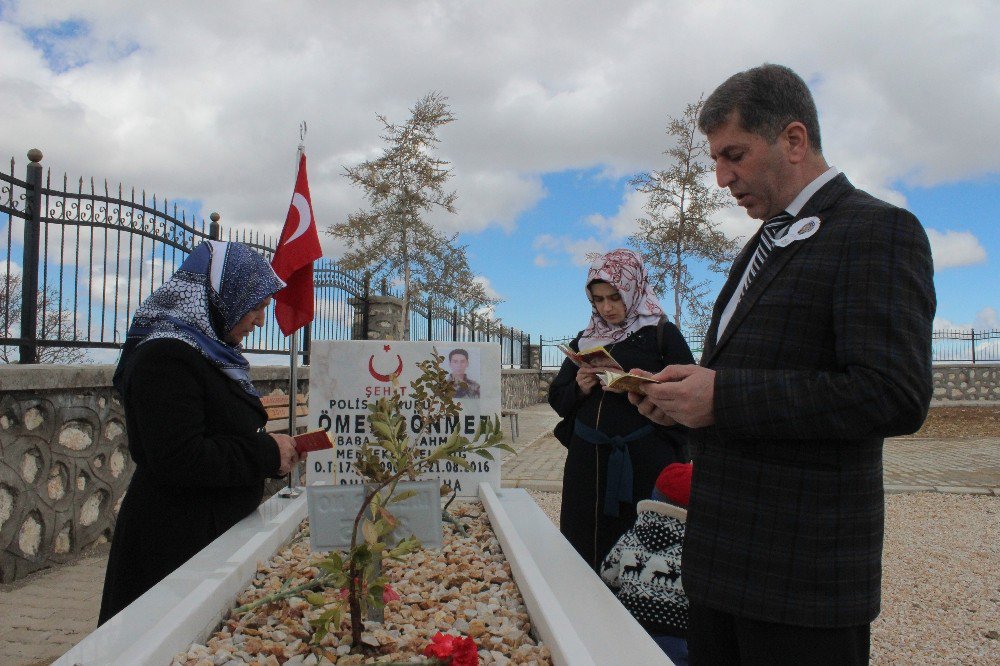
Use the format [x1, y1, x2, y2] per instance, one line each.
[0, 365, 125, 583]
[0, 363, 547, 583]
[7, 361, 988, 582]
[537, 370, 559, 405]
[252, 365, 311, 401]
[0, 364, 310, 585]
[933, 364, 1000, 403]
[502, 369, 545, 409]
[349, 295, 405, 340]
[539, 366, 1000, 405]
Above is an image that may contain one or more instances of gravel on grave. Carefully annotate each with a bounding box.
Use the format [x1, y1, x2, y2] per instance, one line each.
[173, 501, 552, 666]
[171, 489, 997, 665]
[526, 489, 1000, 665]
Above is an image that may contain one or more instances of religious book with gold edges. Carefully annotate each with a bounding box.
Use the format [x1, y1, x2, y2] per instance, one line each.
[597, 369, 662, 394]
[556, 343, 624, 370]
[293, 429, 334, 455]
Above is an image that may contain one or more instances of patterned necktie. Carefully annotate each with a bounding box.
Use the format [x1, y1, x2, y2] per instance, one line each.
[741, 211, 794, 297]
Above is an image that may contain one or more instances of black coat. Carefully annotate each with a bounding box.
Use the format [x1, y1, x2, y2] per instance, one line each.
[548, 322, 694, 570]
[685, 174, 935, 627]
[98, 339, 280, 624]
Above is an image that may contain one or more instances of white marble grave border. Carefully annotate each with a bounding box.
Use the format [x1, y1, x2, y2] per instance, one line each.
[480, 485, 670, 666]
[55, 485, 671, 665]
[54, 495, 308, 666]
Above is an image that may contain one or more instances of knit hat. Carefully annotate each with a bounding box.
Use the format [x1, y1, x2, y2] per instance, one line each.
[655, 463, 692, 507]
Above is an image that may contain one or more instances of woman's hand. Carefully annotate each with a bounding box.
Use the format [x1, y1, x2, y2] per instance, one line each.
[270, 433, 300, 476]
[576, 366, 601, 395]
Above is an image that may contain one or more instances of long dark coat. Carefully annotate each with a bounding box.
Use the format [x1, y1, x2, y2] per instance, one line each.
[685, 174, 935, 627]
[548, 322, 693, 570]
[98, 339, 280, 624]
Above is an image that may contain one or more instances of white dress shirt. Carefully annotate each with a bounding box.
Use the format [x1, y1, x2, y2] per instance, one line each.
[716, 166, 840, 343]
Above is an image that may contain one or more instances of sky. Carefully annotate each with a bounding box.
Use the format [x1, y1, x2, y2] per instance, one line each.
[1, 0, 997, 349]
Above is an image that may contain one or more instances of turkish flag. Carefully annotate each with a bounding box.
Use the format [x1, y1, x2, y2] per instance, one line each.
[272, 152, 323, 335]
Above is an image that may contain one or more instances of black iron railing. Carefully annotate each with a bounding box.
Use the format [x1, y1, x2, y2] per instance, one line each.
[2, 150, 533, 366]
[408, 297, 529, 368]
[540, 329, 997, 369]
[932, 329, 1000, 364]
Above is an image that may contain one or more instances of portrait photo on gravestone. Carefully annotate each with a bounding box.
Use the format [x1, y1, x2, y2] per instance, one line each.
[441, 346, 482, 400]
[306, 340, 502, 495]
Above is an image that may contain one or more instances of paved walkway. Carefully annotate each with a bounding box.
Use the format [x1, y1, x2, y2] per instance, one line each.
[2, 402, 998, 665]
[503, 404, 1000, 495]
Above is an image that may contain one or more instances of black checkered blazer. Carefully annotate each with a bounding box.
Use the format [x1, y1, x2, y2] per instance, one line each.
[682, 173, 935, 627]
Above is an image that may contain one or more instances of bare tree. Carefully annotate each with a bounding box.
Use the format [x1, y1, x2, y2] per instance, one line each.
[328, 92, 495, 337]
[1, 273, 89, 364]
[629, 97, 739, 336]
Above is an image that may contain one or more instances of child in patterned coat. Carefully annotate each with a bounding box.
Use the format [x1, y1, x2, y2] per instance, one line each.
[601, 462, 692, 665]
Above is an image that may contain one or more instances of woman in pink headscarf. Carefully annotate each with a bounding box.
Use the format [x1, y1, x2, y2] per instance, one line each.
[548, 248, 694, 570]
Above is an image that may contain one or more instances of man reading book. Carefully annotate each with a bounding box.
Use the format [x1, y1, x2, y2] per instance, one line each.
[629, 65, 934, 665]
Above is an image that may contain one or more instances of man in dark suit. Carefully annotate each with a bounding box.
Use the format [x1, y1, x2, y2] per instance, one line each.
[630, 64, 935, 664]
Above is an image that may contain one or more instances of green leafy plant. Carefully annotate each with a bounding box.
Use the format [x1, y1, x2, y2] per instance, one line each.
[233, 348, 512, 652]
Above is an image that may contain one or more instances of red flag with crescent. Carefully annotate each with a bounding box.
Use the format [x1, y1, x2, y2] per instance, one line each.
[272, 152, 323, 335]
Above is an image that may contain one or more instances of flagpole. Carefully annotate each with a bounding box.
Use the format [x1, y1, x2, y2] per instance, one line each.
[285, 325, 300, 495]
[281, 123, 307, 498]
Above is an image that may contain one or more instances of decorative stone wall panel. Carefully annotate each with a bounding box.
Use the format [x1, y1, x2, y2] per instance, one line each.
[3, 361, 996, 584]
[0, 385, 128, 583]
[501, 370, 540, 410]
[931, 365, 1000, 402]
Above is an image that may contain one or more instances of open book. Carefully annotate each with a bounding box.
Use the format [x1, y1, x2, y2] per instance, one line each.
[293, 429, 334, 455]
[557, 343, 624, 370]
[597, 370, 662, 394]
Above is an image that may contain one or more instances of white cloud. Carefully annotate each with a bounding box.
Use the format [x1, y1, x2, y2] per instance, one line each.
[933, 307, 999, 331]
[711, 206, 757, 249]
[566, 237, 612, 267]
[427, 169, 546, 234]
[0, 263, 22, 278]
[531, 235, 560, 268]
[926, 229, 987, 269]
[593, 174, 756, 257]
[974, 307, 999, 329]
[532, 232, 614, 267]
[932, 316, 957, 330]
[586, 188, 646, 240]
[532, 235, 560, 251]
[473, 275, 502, 302]
[0, 0, 994, 248]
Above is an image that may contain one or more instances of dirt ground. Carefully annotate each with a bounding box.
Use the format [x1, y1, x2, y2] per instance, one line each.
[903, 405, 1000, 438]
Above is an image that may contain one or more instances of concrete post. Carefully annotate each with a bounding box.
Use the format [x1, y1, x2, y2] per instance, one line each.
[349, 294, 405, 340]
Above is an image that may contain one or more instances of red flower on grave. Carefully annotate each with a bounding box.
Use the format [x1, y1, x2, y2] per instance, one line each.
[423, 632, 478, 666]
[336, 582, 399, 604]
[449, 637, 478, 666]
[382, 584, 400, 603]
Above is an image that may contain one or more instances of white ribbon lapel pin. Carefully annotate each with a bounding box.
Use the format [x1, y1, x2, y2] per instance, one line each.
[773, 216, 821, 248]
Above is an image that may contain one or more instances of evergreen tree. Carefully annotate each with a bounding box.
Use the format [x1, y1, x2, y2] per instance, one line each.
[629, 97, 739, 336]
[328, 92, 494, 337]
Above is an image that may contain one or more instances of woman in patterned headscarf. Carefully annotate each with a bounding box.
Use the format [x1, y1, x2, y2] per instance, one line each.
[548, 248, 695, 570]
[99, 241, 299, 625]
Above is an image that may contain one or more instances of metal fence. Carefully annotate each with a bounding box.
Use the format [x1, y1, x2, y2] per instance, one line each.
[539, 331, 706, 369]
[932, 329, 1000, 364]
[1, 150, 530, 366]
[540, 329, 998, 369]
[408, 297, 529, 368]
